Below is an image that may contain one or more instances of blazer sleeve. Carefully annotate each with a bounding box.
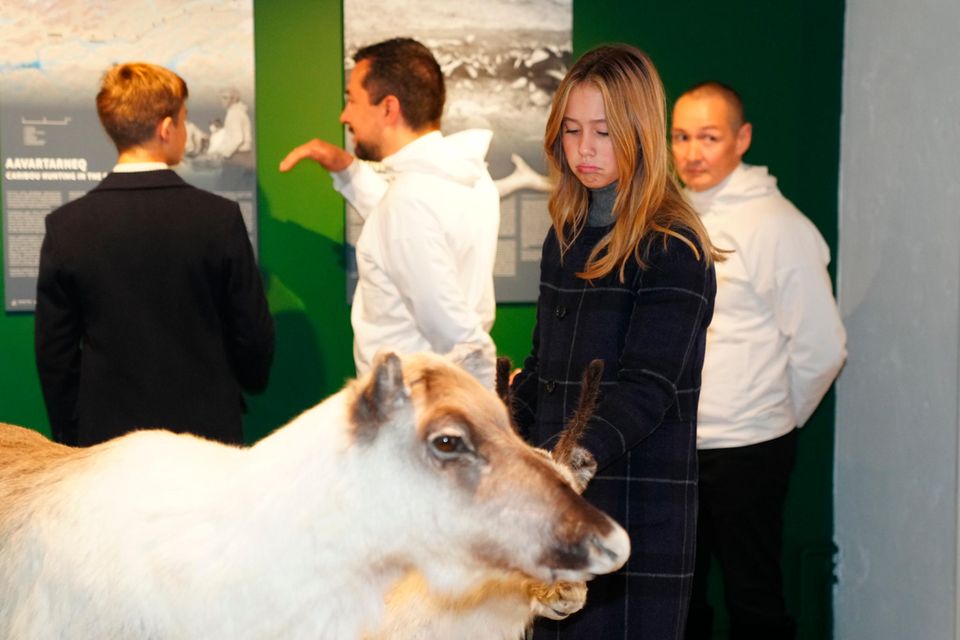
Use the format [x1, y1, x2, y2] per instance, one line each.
[580, 236, 715, 471]
[220, 209, 275, 394]
[34, 224, 81, 445]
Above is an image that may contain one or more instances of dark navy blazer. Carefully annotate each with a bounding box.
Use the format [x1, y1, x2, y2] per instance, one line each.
[512, 224, 716, 639]
[35, 170, 274, 446]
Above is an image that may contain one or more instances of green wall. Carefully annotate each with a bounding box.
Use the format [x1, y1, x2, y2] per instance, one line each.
[0, 1, 844, 638]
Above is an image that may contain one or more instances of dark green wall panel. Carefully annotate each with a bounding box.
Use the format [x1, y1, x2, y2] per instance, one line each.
[244, 0, 352, 441]
[0, 2, 843, 637]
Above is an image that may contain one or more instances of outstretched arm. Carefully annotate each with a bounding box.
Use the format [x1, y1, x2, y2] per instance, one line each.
[279, 138, 387, 220]
[279, 138, 354, 173]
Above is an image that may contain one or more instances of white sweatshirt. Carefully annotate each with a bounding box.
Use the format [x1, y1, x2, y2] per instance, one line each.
[332, 130, 500, 389]
[688, 163, 847, 449]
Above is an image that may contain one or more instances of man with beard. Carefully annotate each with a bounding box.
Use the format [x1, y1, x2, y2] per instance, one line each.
[281, 38, 499, 388]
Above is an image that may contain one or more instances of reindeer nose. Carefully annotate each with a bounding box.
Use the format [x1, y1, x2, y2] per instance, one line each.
[585, 523, 631, 574]
[543, 514, 631, 581]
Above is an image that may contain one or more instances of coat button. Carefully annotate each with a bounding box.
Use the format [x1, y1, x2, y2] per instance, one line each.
[555, 305, 567, 319]
[545, 380, 556, 393]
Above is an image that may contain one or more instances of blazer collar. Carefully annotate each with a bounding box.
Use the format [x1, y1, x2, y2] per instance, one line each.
[92, 169, 190, 192]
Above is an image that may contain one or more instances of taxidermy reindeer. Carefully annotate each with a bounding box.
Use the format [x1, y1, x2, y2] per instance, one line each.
[366, 357, 606, 640]
[0, 351, 628, 640]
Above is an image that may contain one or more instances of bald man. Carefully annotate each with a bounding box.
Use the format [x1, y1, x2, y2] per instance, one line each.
[671, 82, 846, 640]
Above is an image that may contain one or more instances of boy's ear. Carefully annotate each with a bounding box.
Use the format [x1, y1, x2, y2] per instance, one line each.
[157, 116, 175, 142]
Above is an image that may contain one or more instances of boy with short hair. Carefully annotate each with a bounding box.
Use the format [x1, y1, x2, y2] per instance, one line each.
[35, 62, 274, 446]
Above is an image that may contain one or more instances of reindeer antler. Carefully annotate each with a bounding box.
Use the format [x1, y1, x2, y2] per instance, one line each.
[551, 359, 604, 485]
[495, 357, 513, 404]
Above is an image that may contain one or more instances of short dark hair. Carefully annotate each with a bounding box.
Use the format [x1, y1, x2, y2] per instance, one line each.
[96, 62, 188, 152]
[679, 80, 746, 129]
[354, 38, 444, 132]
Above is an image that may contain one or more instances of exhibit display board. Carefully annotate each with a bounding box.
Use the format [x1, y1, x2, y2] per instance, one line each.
[1, 1, 258, 311]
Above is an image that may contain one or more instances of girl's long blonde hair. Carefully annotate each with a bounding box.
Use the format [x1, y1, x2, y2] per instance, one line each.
[544, 44, 722, 281]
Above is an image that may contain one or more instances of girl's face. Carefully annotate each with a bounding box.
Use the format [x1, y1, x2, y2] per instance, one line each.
[561, 83, 618, 189]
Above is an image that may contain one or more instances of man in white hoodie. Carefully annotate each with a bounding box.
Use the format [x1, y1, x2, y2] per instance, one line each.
[671, 82, 846, 640]
[280, 38, 500, 388]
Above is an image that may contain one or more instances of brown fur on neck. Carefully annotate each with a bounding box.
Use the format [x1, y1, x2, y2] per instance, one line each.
[0, 424, 92, 522]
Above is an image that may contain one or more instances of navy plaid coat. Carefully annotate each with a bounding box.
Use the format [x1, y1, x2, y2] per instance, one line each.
[512, 223, 716, 639]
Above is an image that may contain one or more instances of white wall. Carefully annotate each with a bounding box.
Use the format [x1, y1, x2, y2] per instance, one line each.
[836, 1, 960, 638]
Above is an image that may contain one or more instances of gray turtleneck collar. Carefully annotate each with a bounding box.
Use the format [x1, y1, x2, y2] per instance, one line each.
[587, 181, 617, 227]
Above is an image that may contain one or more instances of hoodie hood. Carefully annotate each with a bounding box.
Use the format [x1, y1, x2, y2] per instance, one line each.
[687, 163, 778, 215]
[383, 129, 493, 187]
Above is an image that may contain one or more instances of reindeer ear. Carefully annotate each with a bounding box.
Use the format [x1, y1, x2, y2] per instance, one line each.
[445, 344, 491, 385]
[352, 351, 409, 440]
[562, 446, 597, 494]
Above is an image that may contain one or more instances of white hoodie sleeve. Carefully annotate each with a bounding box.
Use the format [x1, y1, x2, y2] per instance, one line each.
[331, 161, 389, 222]
[765, 214, 847, 426]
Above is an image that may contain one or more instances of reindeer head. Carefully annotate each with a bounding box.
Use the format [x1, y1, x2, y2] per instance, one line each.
[345, 351, 629, 596]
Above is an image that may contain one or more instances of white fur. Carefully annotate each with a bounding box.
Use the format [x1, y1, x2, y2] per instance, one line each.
[0, 352, 629, 639]
[368, 450, 593, 640]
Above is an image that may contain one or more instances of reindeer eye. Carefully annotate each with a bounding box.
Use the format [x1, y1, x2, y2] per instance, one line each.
[433, 434, 462, 453]
[428, 432, 471, 460]
[433, 436, 462, 453]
